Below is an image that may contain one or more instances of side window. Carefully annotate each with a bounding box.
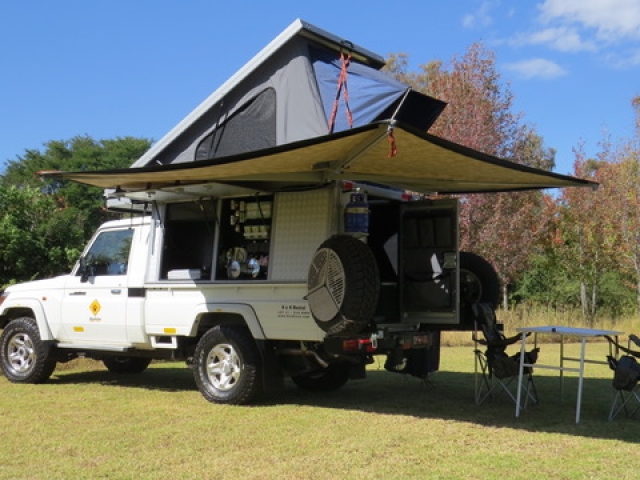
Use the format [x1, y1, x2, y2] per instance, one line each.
[195, 88, 276, 161]
[80, 229, 134, 277]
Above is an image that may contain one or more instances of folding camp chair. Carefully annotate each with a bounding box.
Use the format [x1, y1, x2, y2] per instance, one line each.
[473, 304, 539, 407]
[605, 334, 640, 421]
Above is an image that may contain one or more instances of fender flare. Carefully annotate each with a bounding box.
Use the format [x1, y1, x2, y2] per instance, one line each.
[1, 298, 55, 341]
[190, 303, 267, 340]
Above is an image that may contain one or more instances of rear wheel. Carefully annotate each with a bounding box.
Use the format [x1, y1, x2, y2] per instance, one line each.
[193, 325, 262, 405]
[103, 356, 151, 374]
[0, 317, 56, 383]
[459, 251, 500, 307]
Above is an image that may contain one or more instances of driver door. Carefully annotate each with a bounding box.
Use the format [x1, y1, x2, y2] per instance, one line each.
[60, 227, 134, 345]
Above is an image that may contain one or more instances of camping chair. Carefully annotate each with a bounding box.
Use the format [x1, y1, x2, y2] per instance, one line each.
[473, 304, 539, 407]
[605, 334, 640, 421]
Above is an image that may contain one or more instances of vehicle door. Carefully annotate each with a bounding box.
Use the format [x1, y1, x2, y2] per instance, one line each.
[60, 227, 134, 344]
[399, 199, 460, 326]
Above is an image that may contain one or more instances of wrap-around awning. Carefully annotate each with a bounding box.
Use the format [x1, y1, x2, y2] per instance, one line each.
[40, 121, 595, 194]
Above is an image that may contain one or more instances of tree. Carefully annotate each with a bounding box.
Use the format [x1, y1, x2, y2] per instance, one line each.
[556, 143, 613, 324]
[0, 184, 86, 286]
[1, 135, 151, 236]
[519, 98, 640, 320]
[387, 44, 519, 156]
[0, 136, 151, 286]
[593, 135, 640, 313]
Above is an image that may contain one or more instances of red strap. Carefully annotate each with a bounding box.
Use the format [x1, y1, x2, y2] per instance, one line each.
[387, 129, 397, 157]
[328, 51, 353, 133]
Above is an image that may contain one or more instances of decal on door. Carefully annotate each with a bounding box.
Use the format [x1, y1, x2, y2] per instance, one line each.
[89, 299, 102, 317]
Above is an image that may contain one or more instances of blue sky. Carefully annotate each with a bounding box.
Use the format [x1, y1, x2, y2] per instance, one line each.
[1, 0, 639, 176]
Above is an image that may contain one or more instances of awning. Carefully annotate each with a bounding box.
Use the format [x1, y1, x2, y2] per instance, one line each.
[40, 121, 595, 194]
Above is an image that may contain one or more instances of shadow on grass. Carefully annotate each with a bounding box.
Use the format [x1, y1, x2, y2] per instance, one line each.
[50, 363, 639, 442]
[50, 363, 196, 392]
[270, 370, 640, 443]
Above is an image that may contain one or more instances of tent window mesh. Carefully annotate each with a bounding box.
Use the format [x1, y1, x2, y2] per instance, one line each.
[195, 88, 276, 161]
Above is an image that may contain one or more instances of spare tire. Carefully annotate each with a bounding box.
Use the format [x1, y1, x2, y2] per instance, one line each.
[459, 251, 500, 308]
[307, 235, 380, 335]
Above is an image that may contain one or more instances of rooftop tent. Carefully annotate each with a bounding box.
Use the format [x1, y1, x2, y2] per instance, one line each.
[40, 19, 595, 195]
[130, 19, 446, 167]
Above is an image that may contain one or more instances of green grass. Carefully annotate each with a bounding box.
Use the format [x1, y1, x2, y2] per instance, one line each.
[0, 342, 637, 479]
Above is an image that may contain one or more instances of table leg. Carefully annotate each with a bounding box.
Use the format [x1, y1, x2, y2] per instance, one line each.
[576, 338, 586, 423]
[560, 335, 565, 399]
[515, 333, 527, 418]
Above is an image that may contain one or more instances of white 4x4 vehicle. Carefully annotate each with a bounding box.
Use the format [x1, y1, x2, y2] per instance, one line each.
[0, 181, 499, 404]
[1, 19, 588, 404]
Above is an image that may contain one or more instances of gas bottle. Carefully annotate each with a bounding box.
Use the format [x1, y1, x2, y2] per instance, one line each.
[344, 193, 369, 234]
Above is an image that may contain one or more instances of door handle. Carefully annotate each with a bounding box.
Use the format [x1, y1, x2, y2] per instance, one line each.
[111, 289, 122, 295]
[69, 292, 86, 296]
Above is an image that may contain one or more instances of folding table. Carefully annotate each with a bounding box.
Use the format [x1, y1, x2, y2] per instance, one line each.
[514, 325, 623, 423]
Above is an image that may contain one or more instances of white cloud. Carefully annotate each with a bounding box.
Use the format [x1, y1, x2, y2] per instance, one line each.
[504, 58, 568, 79]
[605, 47, 640, 68]
[520, 26, 597, 52]
[462, 0, 496, 29]
[539, 0, 640, 42]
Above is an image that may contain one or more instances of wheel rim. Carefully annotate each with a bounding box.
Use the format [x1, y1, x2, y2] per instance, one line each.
[6, 332, 36, 375]
[205, 343, 242, 391]
[307, 248, 346, 322]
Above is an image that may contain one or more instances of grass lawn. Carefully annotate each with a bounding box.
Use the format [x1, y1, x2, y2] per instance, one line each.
[0, 342, 637, 479]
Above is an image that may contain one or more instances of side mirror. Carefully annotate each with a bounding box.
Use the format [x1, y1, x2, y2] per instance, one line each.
[78, 256, 92, 283]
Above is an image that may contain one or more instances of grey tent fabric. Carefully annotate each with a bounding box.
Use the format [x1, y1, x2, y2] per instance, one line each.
[143, 36, 331, 166]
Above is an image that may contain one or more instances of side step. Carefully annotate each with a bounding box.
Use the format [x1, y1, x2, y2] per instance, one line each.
[56, 343, 131, 352]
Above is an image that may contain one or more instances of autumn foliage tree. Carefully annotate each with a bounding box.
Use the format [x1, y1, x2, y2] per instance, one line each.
[511, 99, 640, 320]
[553, 121, 640, 322]
[556, 146, 609, 324]
[589, 103, 640, 314]
[387, 44, 555, 308]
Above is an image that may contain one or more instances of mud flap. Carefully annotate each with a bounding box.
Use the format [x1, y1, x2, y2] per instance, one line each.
[256, 339, 284, 393]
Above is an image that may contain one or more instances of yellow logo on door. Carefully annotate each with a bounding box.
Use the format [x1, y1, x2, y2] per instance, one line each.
[89, 299, 101, 316]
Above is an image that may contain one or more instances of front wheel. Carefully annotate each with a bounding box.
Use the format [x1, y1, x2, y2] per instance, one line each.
[192, 325, 262, 405]
[0, 317, 56, 383]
